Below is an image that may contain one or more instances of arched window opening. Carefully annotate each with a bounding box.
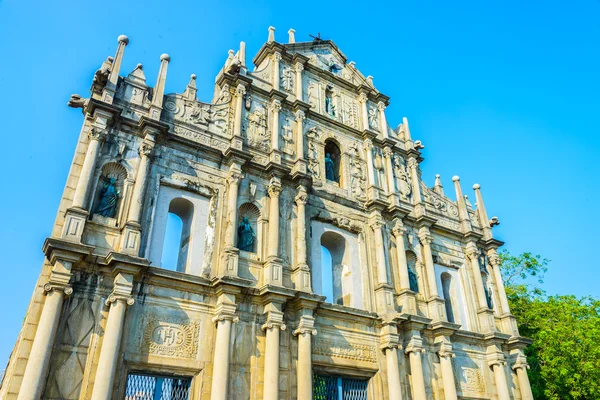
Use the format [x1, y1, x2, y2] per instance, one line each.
[237, 203, 260, 254]
[320, 246, 334, 304]
[441, 272, 455, 323]
[160, 198, 194, 272]
[324, 140, 341, 184]
[321, 231, 351, 306]
[406, 250, 419, 293]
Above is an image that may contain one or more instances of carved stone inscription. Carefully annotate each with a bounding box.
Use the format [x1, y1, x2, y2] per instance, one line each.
[454, 356, 486, 397]
[313, 337, 376, 363]
[139, 316, 200, 358]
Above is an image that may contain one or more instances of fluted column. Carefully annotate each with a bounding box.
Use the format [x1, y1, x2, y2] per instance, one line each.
[295, 62, 304, 101]
[294, 315, 317, 400]
[406, 340, 427, 400]
[294, 110, 305, 160]
[91, 293, 134, 400]
[272, 52, 281, 90]
[233, 84, 246, 138]
[262, 304, 286, 400]
[210, 301, 238, 400]
[490, 358, 511, 400]
[407, 157, 423, 212]
[359, 93, 369, 131]
[437, 341, 458, 400]
[293, 185, 311, 291]
[270, 99, 282, 152]
[371, 218, 389, 286]
[513, 355, 534, 400]
[17, 260, 73, 400]
[72, 129, 105, 209]
[378, 101, 389, 139]
[127, 137, 155, 224]
[392, 219, 410, 291]
[267, 178, 281, 258]
[381, 322, 403, 400]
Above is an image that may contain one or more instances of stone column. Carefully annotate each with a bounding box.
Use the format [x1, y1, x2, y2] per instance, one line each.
[488, 250, 511, 315]
[378, 101, 389, 139]
[295, 62, 304, 101]
[127, 138, 155, 224]
[363, 139, 376, 186]
[383, 147, 397, 195]
[392, 219, 410, 291]
[513, 355, 534, 400]
[405, 340, 427, 400]
[294, 110, 305, 160]
[418, 228, 438, 298]
[91, 294, 133, 400]
[292, 185, 311, 291]
[17, 261, 73, 400]
[72, 128, 106, 209]
[381, 322, 403, 400]
[490, 358, 511, 400]
[294, 315, 317, 400]
[371, 218, 389, 286]
[270, 99, 282, 152]
[222, 164, 243, 277]
[272, 52, 281, 91]
[408, 157, 423, 209]
[465, 242, 496, 334]
[437, 341, 458, 400]
[210, 299, 238, 400]
[359, 93, 369, 131]
[233, 84, 246, 138]
[262, 304, 286, 400]
[265, 177, 283, 285]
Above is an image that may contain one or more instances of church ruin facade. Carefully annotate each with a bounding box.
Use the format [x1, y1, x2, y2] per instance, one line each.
[1, 28, 534, 400]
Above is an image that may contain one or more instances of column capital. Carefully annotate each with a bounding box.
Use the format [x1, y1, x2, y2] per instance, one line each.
[295, 62, 304, 72]
[363, 138, 373, 150]
[358, 92, 368, 104]
[293, 315, 317, 336]
[88, 127, 107, 142]
[512, 353, 530, 371]
[272, 51, 282, 62]
[270, 98, 282, 111]
[405, 335, 425, 355]
[464, 241, 480, 260]
[262, 311, 286, 331]
[43, 283, 73, 297]
[392, 218, 405, 237]
[487, 250, 502, 267]
[377, 101, 386, 111]
[268, 177, 282, 198]
[407, 156, 419, 169]
[235, 83, 247, 96]
[138, 140, 154, 158]
[295, 186, 308, 205]
[105, 293, 135, 306]
[487, 353, 507, 368]
[383, 146, 393, 158]
[436, 341, 455, 359]
[212, 303, 239, 323]
[417, 228, 434, 245]
[368, 212, 385, 230]
[294, 109, 306, 121]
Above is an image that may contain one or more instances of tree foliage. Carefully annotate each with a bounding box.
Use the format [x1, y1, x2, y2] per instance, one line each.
[499, 250, 600, 400]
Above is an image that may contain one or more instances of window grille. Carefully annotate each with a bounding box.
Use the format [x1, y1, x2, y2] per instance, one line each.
[314, 374, 368, 400]
[124, 373, 191, 400]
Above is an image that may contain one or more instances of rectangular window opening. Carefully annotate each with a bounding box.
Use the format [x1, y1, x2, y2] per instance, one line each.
[314, 374, 368, 400]
[125, 373, 191, 400]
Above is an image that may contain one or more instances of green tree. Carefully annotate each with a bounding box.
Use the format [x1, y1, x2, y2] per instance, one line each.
[499, 250, 600, 400]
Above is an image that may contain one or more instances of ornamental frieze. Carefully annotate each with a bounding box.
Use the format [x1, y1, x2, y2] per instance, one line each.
[313, 337, 376, 363]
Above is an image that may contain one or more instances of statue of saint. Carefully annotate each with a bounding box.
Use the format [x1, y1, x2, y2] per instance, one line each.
[325, 153, 336, 181]
[408, 266, 419, 293]
[237, 216, 256, 252]
[95, 177, 119, 218]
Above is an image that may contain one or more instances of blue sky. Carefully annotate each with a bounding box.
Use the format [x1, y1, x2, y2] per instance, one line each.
[0, 0, 598, 368]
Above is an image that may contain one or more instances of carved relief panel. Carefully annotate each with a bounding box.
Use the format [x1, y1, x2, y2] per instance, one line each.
[163, 94, 231, 138]
[242, 98, 270, 151]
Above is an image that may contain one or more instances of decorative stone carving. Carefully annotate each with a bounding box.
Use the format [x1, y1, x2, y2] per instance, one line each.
[367, 105, 378, 129]
[313, 337, 376, 363]
[281, 66, 294, 93]
[392, 154, 412, 201]
[245, 103, 270, 150]
[281, 117, 294, 156]
[307, 141, 321, 180]
[350, 158, 366, 200]
[139, 316, 200, 359]
[201, 193, 218, 277]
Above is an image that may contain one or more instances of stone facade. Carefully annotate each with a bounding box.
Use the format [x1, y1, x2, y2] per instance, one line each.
[0, 27, 534, 400]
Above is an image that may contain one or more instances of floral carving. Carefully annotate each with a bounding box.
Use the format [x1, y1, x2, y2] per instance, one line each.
[280, 66, 294, 93]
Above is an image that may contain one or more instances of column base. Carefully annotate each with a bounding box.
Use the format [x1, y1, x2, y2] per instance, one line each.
[119, 222, 142, 256]
[397, 289, 417, 314]
[61, 207, 89, 242]
[291, 263, 312, 292]
[264, 257, 283, 286]
[427, 296, 447, 322]
[477, 308, 497, 333]
[374, 284, 396, 313]
[222, 248, 240, 277]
